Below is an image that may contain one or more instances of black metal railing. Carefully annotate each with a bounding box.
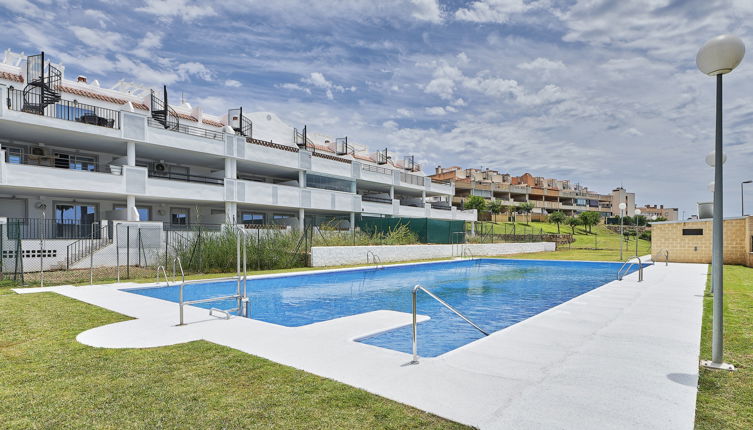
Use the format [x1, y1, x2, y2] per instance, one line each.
[147, 117, 224, 141]
[147, 169, 224, 185]
[5, 218, 101, 240]
[7, 87, 120, 129]
[162, 222, 224, 232]
[4, 152, 114, 173]
[66, 224, 110, 269]
[430, 202, 452, 210]
[400, 171, 426, 186]
[362, 164, 393, 175]
[361, 194, 393, 204]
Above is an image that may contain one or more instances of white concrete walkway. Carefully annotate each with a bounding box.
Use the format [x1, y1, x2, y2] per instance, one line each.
[15, 261, 707, 429]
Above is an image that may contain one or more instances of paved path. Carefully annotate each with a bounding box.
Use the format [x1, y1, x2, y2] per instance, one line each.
[16, 261, 707, 429]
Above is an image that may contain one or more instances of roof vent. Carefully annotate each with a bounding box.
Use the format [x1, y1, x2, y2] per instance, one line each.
[77, 75, 87, 83]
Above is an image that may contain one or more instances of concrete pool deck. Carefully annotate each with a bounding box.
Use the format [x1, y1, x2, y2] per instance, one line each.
[15, 260, 707, 429]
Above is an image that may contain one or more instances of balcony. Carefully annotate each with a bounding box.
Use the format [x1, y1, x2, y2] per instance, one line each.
[147, 169, 224, 185]
[399, 171, 426, 187]
[6, 87, 120, 129]
[245, 138, 299, 169]
[1, 154, 124, 194]
[147, 117, 224, 141]
[234, 179, 301, 208]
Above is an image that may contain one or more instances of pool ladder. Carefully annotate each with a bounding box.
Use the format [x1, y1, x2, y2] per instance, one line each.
[366, 250, 383, 270]
[410, 284, 489, 364]
[657, 249, 669, 266]
[617, 256, 643, 282]
[177, 228, 250, 325]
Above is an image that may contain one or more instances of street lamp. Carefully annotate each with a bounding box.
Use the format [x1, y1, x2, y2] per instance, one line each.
[619, 202, 627, 260]
[634, 208, 641, 256]
[742, 180, 752, 216]
[697, 34, 745, 371]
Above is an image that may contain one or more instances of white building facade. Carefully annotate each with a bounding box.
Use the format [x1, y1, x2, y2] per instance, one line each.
[0, 51, 476, 233]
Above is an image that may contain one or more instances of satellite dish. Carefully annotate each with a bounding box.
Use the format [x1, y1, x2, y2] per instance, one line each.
[266, 114, 272, 120]
[35, 201, 47, 210]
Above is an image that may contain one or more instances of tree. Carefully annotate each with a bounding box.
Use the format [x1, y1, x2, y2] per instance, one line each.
[578, 211, 601, 234]
[548, 211, 566, 234]
[633, 215, 647, 226]
[464, 195, 487, 212]
[565, 216, 580, 235]
[517, 202, 535, 224]
[488, 200, 503, 222]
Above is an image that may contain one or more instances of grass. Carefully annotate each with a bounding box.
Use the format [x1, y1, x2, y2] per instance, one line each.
[695, 265, 753, 429]
[474, 221, 651, 261]
[0, 288, 467, 429]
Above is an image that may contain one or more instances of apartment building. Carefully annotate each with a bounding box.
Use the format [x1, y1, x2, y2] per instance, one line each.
[0, 50, 475, 233]
[637, 204, 679, 221]
[431, 166, 612, 217]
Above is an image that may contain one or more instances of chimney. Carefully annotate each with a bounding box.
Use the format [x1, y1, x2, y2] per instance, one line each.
[77, 75, 87, 83]
[436, 165, 442, 174]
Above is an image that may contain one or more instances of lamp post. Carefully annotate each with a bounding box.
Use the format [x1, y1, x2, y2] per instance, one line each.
[697, 34, 745, 371]
[619, 202, 627, 260]
[742, 180, 752, 216]
[634, 208, 641, 256]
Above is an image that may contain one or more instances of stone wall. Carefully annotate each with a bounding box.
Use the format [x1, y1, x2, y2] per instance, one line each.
[310, 242, 555, 267]
[651, 217, 752, 267]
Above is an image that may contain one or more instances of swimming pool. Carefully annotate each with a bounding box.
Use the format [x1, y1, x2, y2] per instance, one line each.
[126, 259, 640, 357]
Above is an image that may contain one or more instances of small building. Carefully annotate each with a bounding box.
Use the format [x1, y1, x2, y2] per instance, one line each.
[651, 216, 753, 267]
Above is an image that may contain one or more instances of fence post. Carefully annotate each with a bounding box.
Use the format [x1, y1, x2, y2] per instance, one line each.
[116, 223, 120, 282]
[90, 223, 94, 285]
[126, 225, 130, 279]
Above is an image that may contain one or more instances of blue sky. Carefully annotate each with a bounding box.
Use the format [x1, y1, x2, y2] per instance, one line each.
[2, 0, 753, 217]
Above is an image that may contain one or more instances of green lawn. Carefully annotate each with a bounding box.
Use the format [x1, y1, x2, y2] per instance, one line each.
[474, 221, 651, 261]
[695, 265, 753, 429]
[0, 288, 467, 429]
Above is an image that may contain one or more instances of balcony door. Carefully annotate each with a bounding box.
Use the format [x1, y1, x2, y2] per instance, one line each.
[54, 202, 98, 238]
[170, 207, 190, 226]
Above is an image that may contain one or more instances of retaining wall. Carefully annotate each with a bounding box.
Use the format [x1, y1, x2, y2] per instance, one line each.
[310, 242, 555, 267]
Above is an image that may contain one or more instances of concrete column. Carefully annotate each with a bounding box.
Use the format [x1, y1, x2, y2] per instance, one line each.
[389, 186, 395, 199]
[349, 212, 355, 231]
[298, 208, 305, 230]
[225, 202, 237, 224]
[126, 195, 137, 221]
[224, 157, 237, 178]
[299, 170, 306, 188]
[422, 190, 426, 201]
[126, 142, 136, 166]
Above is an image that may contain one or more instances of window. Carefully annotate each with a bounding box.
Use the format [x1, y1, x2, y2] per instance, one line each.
[55, 105, 94, 122]
[305, 174, 353, 193]
[682, 228, 703, 236]
[241, 212, 265, 225]
[272, 213, 293, 225]
[55, 203, 98, 224]
[114, 205, 151, 221]
[170, 208, 189, 225]
[2, 145, 23, 164]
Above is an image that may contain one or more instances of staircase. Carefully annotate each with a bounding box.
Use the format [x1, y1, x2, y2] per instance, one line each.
[228, 107, 253, 137]
[65, 225, 112, 270]
[22, 52, 62, 114]
[150, 85, 179, 130]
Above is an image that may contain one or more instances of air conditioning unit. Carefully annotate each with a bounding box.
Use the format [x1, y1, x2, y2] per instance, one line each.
[154, 162, 167, 172]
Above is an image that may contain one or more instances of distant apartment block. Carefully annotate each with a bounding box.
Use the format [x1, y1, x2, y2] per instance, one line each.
[637, 204, 679, 221]
[430, 166, 612, 218]
[0, 50, 476, 232]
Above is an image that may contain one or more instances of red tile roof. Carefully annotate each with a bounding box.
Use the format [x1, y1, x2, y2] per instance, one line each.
[353, 153, 373, 162]
[0, 71, 24, 83]
[202, 118, 224, 128]
[175, 112, 198, 122]
[58, 85, 149, 110]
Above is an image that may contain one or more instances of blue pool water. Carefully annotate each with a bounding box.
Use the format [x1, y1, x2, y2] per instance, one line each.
[125, 259, 638, 357]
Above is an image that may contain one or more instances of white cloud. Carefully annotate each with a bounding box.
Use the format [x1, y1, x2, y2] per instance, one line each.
[70, 26, 123, 50]
[410, 0, 443, 23]
[518, 57, 565, 71]
[136, 0, 216, 21]
[277, 83, 312, 94]
[425, 106, 447, 115]
[132, 32, 162, 58]
[396, 108, 413, 117]
[454, 0, 531, 24]
[383, 120, 399, 129]
[225, 79, 242, 87]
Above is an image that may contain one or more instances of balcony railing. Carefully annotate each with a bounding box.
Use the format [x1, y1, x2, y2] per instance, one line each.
[4, 152, 113, 173]
[361, 194, 392, 204]
[430, 202, 452, 210]
[147, 117, 224, 141]
[362, 164, 393, 175]
[7, 87, 120, 129]
[400, 172, 426, 186]
[431, 178, 452, 185]
[148, 170, 224, 185]
[5, 218, 101, 240]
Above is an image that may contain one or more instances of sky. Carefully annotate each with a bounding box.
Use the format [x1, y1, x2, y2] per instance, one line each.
[1, 0, 752, 218]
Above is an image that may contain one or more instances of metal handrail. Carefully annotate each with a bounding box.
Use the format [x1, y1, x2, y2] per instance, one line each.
[172, 256, 185, 284]
[178, 277, 243, 325]
[410, 284, 488, 364]
[461, 247, 475, 260]
[657, 249, 669, 266]
[155, 265, 171, 286]
[617, 256, 643, 282]
[366, 250, 383, 269]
